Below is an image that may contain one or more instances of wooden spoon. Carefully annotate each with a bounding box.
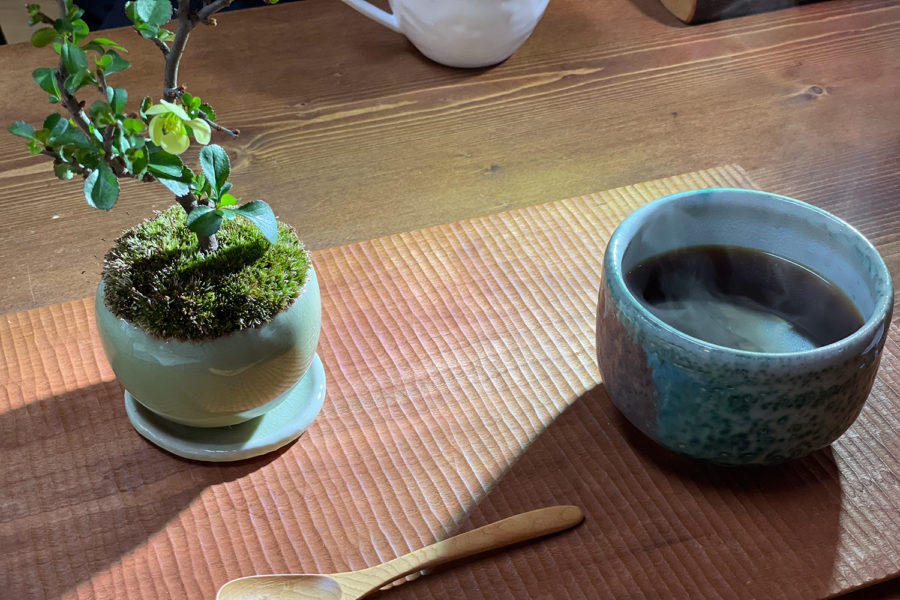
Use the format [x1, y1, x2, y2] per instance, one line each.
[217, 505, 583, 600]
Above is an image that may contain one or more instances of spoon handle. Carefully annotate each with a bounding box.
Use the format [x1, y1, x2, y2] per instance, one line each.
[360, 505, 583, 591]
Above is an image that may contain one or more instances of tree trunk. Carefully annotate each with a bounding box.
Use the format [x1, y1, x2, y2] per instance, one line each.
[198, 234, 219, 254]
[176, 194, 219, 254]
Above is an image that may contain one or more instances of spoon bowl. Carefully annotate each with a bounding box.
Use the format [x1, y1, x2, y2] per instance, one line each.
[217, 505, 583, 600]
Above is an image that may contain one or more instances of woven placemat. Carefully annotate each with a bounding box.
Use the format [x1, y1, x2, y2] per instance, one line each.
[3, 164, 900, 599]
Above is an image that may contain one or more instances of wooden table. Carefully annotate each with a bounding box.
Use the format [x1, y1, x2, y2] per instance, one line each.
[2, 1, 900, 599]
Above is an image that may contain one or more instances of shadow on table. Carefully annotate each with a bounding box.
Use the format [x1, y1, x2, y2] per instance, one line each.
[625, 0, 688, 26]
[385, 383, 843, 599]
[0, 381, 283, 600]
[626, 0, 829, 26]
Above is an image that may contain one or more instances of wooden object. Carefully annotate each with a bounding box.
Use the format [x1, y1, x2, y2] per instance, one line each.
[216, 506, 584, 600]
[6, 166, 900, 599]
[1, 0, 900, 312]
[659, 0, 822, 23]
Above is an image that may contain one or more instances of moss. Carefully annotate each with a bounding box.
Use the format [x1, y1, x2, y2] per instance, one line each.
[102, 205, 310, 341]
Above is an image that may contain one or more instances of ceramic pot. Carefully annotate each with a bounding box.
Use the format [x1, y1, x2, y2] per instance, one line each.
[338, 0, 549, 68]
[96, 266, 322, 428]
[596, 189, 893, 465]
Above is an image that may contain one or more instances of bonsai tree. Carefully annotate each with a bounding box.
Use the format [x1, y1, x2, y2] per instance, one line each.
[7, 0, 310, 340]
[9, 0, 278, 252]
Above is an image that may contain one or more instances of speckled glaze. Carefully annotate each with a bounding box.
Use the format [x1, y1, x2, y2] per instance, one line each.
[96, 266, 322, 428]
[596, 189, 893, 465]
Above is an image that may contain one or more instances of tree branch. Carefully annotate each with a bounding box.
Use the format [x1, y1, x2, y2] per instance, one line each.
[202, 115, 239, 139]
[162, 0, 239, 101]
[151, 37, 170, 57]
[163, 0, 195, 101]
[41, 149, 88, 175]
[53, 67, 97, 142]
[197, 0, 235, 24]
[51, 0, 96, 140]
[96, 68, 109, 98]
[33, 11, 55, 25]
[101, 124, 130, 177]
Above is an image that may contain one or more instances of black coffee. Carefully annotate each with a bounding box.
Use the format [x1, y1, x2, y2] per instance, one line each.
[625, 244, 864, 353]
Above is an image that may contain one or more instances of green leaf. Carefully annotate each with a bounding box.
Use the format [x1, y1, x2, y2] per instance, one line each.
[32, 67, 59, 96]
[186, 205, 224, 238]
[84, 163, 119, 210]
[47, 115, 69, 141]
[8, 121, 36, 139]
[52, 125, 92, 149]
[89, 100, 113, 125]
[122, 118, 144, 133]
[73, 147, 101, 168]
[190, 172, 209, 196]
[153, 161, 192, 196]
[31, 28, 58, 48]
[198, 144, 229, 196]
[139, 96, 152, 120]
[54, 163, 76, 180]
[92, 37, 127, 52]
[60, 41, 87, 74]
[63, 0, 82, 20]
[63, 70, 90, 94]
[147, 149, 183, 177]
[198, 103, 215, 121]
[107, 87, 127, 113]
[53, 18, 73, 33]
[181, 92, 201, 115]
[234, 200, 278, 244]
[71, 18, 89, 42]
[135, 21, 159, 39]
[43, 113, 63, 130]
[136, 0, 171, 27]
[156, 175, 191, 196]
[27, 4, 40, 17]
[124, 1, 138, 24]
[123, 146, 146, 176]
[99, 50, 130, 75]
[218, 192, 238, 207]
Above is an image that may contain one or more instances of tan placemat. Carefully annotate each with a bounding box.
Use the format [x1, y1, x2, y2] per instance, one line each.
[3, 165, 900, 599]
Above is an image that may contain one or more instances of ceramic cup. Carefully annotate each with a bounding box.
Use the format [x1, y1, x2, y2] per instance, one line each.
[339, 0, 549, 68]
[596, 188, 893, 465]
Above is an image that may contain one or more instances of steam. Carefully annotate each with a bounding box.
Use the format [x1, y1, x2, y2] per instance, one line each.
[642, 285, 817, 353]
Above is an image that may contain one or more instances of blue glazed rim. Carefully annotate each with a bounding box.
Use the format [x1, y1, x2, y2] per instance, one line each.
[604, 188, 894, 363]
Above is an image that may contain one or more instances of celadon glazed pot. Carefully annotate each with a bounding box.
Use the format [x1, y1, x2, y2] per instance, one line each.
[95, 266, 325, 461]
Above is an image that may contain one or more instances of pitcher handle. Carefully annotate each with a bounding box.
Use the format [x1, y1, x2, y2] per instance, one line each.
[339, 0, 401, 33]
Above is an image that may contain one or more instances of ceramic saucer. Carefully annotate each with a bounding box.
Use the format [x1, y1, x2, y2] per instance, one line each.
[124, 354, 326, 461]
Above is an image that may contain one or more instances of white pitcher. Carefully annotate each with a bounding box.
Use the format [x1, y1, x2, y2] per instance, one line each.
[339, 0, 549, 68]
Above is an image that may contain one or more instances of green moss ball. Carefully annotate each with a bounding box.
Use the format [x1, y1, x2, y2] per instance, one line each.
[101, 205, 310, 341]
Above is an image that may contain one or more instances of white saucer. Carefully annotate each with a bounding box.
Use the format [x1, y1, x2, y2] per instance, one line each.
[124, 354, 326, 462]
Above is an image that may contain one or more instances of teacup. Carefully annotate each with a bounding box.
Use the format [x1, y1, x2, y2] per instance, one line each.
[596, 188, 893, 465]
[338, 0, 549, 68]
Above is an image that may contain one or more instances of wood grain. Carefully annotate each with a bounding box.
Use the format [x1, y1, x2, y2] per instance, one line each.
[1, 0, 900, 312]
[4, 166, 900, 599]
